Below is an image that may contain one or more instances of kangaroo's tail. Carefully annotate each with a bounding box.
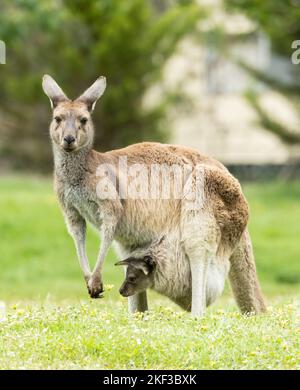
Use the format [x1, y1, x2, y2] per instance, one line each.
[229, 229, 267, 314]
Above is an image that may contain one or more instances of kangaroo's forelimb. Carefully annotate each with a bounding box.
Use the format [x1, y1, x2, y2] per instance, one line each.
[63, 207, 91, 281]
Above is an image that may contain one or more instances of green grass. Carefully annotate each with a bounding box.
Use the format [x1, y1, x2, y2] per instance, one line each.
[0, 176, 300, 369]
[1, 302, 299, 369]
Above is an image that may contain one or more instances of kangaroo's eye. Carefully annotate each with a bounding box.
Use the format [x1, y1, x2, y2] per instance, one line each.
[54, 116, 62, 124]
[128, 276, 136, 283]
[80, 117, 88, 125]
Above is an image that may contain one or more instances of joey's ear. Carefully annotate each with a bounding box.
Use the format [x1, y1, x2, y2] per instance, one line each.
[115, 257, 136, 267]
[42, 75, 69, 109]
[134, 258, 154, 275]
[115, 257, 155, 275]
[143, 256, 156, 269]
[76, 76, 106, 112]
[115, 259, 130, 267]
[132, 256, 155, 275]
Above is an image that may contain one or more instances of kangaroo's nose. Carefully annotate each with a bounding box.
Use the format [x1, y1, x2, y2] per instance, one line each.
[63, 135, 75, 145]
[119, 287, 126, 296]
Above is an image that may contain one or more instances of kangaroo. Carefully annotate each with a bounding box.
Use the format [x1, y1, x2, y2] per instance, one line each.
[116, 235, 229, 311]
[116, 231, 266, 314]
[42, 74, 266, 317]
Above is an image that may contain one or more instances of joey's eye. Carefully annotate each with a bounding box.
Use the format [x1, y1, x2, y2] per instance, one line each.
[80, 117, 88, 125]
[54, 116, 62, 124]
[128, 276, 136, 283]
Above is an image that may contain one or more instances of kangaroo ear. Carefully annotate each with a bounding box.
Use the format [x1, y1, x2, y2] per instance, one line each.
[42, 75, 69, 109]
[135, 259, 152, 275]
[115, 257, 134, 267]
[143, 256, 156, 269]
[131, 256, 155, 275]
[115, 257, 154, 275]
[115, 260, 128, 266]
[76, 76, 106, 112]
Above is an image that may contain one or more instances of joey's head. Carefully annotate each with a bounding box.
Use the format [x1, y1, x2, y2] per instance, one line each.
[42, 75, 106, 153]
[115, 256, 156, 297]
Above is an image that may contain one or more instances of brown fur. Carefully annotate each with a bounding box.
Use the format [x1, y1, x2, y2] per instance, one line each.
[229, 230, 267, 313]
[42, 75, 266, 315]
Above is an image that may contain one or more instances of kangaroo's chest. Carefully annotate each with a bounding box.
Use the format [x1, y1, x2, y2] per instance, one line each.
[64, 185, 103, 229]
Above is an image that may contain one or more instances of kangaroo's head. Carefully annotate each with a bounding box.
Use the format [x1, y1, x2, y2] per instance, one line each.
[42, 75, 106, 153]
[115, 256, 156, 297]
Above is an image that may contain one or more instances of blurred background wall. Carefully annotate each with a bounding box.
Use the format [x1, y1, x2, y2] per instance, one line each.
[0, 0, 300, 179]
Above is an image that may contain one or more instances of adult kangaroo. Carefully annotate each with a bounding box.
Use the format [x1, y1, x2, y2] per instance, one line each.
[42, 75, 266, 317]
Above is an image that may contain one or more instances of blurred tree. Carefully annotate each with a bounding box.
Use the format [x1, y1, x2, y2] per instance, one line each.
[0, 0, 202, 171]
[224, 0, 300, 150]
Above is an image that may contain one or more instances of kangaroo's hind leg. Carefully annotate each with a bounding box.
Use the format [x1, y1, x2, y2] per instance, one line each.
[188, 251, 212, 317]
[229, 229, 267, 314]
[183, 213, 220, 317]
[128, 292, 148, 313]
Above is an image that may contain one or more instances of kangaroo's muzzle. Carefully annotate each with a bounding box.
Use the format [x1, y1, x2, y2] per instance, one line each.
[62, 135, 77, 151]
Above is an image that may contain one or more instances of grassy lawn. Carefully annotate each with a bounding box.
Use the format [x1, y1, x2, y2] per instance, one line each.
[1, 303, 299, 369]
[0, 176, 300, 369]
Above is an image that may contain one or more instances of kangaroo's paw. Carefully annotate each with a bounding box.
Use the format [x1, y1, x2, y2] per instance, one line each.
[87, 275, 104, 298]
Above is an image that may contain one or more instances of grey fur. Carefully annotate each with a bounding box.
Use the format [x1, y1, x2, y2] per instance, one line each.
[117, 235, 229, 311]
[43, 75, 266, 317]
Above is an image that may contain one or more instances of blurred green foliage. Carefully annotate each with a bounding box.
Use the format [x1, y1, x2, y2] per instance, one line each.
[225, 0, 300, 149]
[225, 0, 300, 58]
[0, 0, 202, 171]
